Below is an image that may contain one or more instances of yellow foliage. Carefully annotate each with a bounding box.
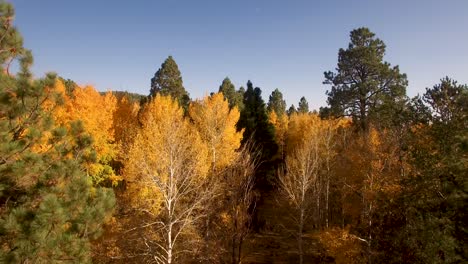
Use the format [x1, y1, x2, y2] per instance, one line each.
[268, 111, 289, 159]
[113, 96, 140, 164]
[189, 92, 243, 172]
[47, 80, 119, 185]
[124, 94, 209, 215]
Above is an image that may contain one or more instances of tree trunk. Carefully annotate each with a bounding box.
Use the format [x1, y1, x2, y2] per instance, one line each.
[325, 174, 330, 228]
[298, 208, 304, 264]
[167, 223, 173, 264]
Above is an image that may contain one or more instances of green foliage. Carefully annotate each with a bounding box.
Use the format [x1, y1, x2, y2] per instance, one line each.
[267, 88, 286, 117]
[110, 90, 145, 104]
[0, 1, 29, 75]
[58, 77, 77, 96]
[218, 77, 244, 111]
[238, 81, 277, 189]
[382, 77, 468, 264]
[323, 27, 407, 131]
[150, 56, 190, 109]
[297, 96, 309, 114]
[287, 104, 297, 116]
[0, 3, 114, 262]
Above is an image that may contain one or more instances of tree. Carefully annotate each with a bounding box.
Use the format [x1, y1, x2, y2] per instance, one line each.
[123, 95, 211, 264]
[268, 111, 289, 161]
[238, 81, 277, 186]
[217, 142, 259, 264]
[113, 94, 140, 169]
[297, 96, 309, 114]
[238, 81, 277, 155]
[0, 3, 114, 261]
[397, 78, 468, 263]
[150, 56, 190, 109]
[0, 2, 28, 75]
[189, 92, 243, 173]
[218, 77, 244, 111]
[279, 114, 324, 264]
[287, 104, 297, 116]
[323, 27, 407, 131]
[50, 82, 119, 185]
[267, 88, 286, 117]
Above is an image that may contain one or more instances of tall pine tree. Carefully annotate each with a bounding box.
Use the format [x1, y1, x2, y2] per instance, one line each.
[0, 2, 114, 262]
[238, 81, 277, 189]
[297, 96, 309, 114]
[267, 88, 286, 117]
[218, 77, 244, 111]
[323, 27, 407, 131]
[150, 56, 190, 109]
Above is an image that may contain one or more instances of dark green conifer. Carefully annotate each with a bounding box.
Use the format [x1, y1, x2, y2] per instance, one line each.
[267, 88, 286, 117]
[323, 27, 407, 131]
[297, 96, 309, 114]
[218, 77, 244, 110]
[150, 56, 190, 109]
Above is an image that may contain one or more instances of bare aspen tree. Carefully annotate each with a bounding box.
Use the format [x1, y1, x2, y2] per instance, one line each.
[124, 95, 212, 264]
[279, 133, 322, 264]
[222, 141, 259, 264]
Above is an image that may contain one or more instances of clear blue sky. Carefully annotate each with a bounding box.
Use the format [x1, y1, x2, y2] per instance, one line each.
[10, 0, 468, 110]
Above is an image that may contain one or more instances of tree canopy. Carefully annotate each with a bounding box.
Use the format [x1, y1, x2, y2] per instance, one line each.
[150, 56, 190, 109]
[323, 27, 407, 131]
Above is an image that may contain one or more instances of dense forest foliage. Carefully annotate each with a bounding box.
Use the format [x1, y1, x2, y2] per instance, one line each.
[0, 1, 466, 263]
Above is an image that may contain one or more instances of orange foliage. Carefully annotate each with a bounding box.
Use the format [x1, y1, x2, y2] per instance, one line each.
[48, 80, 119, 185]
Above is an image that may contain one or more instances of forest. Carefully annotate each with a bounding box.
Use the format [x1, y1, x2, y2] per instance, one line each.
[0, 1, 466, 263]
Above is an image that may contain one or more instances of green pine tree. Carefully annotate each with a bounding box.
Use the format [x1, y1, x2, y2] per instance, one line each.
[0, 2, 115, 262]
[400, 77, 467, 263]
[267, 88, 286, 117]
[297, 96, 309, 114]
[218, 77, 244, 110]
[323, 27, 407, 131]
[287, 104, 297, 116]
[150, 56, 190, 109]
[238, 81, 278, 189]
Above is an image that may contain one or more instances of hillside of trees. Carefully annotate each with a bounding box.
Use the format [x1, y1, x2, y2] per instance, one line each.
[0, 1, 466, 263]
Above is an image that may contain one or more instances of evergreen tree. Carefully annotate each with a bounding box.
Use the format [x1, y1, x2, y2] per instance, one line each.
[150, 56, 190, 109]
[287, 104, 297, 116]
[297, 96, 309, 114]
[0, 2, 114, 262]
[399, 77, 467, 263]
[323, 27, 407, 131]
[267, 88, 286, 117]
[238, 81, 277, 188]
[218, 77, 244, 110]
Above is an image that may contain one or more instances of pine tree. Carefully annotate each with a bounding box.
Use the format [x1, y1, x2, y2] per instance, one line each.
[400, 77, 468, 263]
[218, 77, 244, 111]
[323, 27, 407, 131]
[297, 96, 309, 114]
[150, 56, 190, 109]
[267, 88, 286, 117]
[238, 81, 277, 189]
[287, 104, 297, 116]
[0, 3, 114, 262]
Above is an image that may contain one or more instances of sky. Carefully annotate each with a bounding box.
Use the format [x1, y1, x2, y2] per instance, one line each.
[10, 0, 468, 110]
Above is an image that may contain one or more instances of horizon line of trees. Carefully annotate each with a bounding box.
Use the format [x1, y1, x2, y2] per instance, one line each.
[0, 1, 466, 263]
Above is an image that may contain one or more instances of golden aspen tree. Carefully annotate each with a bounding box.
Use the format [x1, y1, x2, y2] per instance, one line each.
[279, 113, 324, 264]
[268, 110, 289, 160]
[124, 94, 210, 264]
[113, 95, 140, 163]
[340, 128, 401, 262]
[48, 82, 119, 185]
[188, 92, 243, 173]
